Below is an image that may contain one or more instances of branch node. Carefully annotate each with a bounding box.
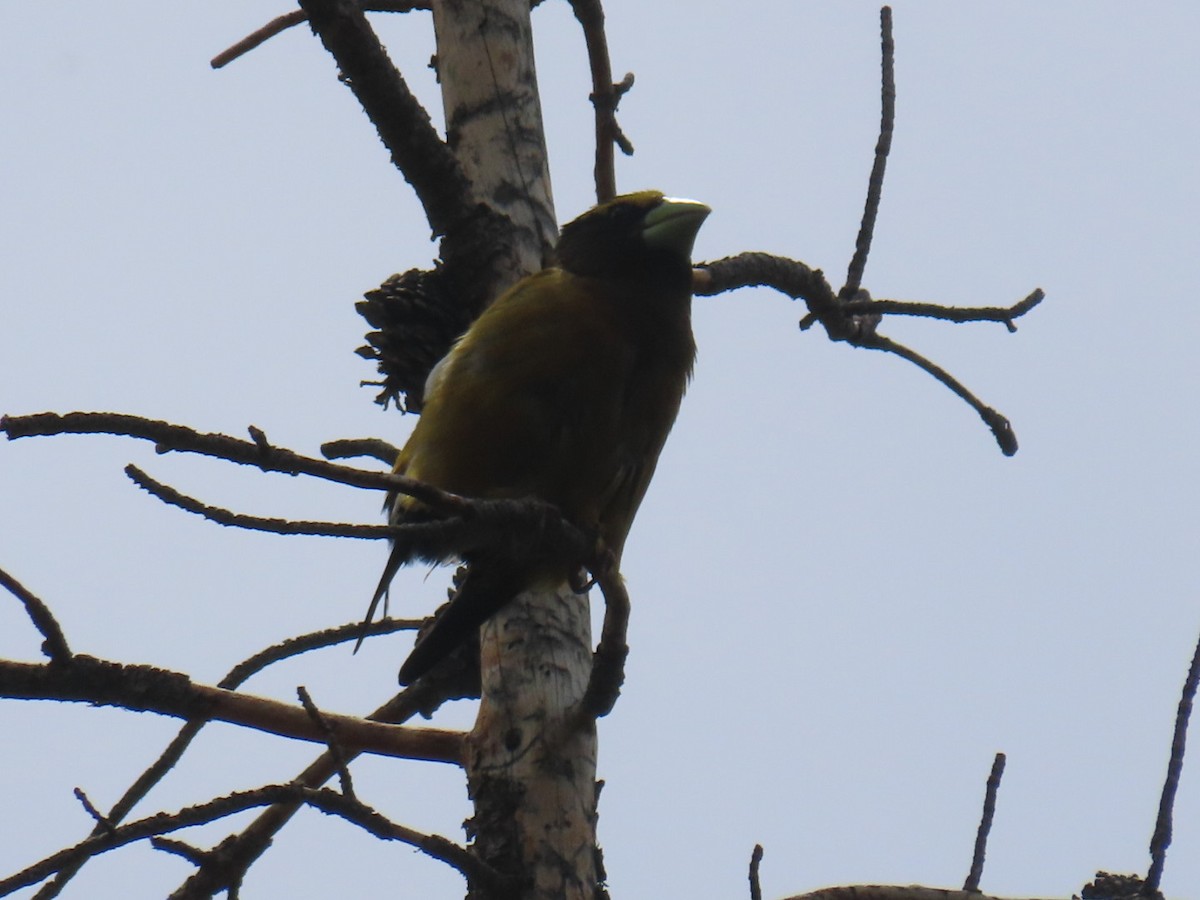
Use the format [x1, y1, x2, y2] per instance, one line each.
[247, 425, 271, 452]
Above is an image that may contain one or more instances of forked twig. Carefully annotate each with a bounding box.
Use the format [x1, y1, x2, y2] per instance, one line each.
[32, 617, 420, 896]
[162, 678, 475, 898]
[125, 465, 397, 539]
[696, 6, 1036, 458]
[296, 0, 471, 237]
[569, 0, 635, 202]
[1, 412, 465, 511]
[0, 785, 503, 897]
[696, 258, 1038, 456]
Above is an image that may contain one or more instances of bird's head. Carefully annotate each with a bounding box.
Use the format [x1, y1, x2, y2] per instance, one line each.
[555, 191, 710, 282]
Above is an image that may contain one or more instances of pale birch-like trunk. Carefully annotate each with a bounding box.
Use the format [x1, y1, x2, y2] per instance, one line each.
[430, 2, 601, 897]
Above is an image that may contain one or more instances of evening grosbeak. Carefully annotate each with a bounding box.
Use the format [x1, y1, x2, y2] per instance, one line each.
[369, 190, 710, 684]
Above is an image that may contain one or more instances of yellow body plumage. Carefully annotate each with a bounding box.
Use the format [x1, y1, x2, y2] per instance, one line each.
[370, 191, 710, 682]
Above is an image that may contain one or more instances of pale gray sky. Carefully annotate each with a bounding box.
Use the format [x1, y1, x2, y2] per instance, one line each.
[2, 3, 1198, 898]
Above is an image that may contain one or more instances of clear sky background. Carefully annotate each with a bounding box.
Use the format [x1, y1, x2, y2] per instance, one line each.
[2, 3, 1198, 898]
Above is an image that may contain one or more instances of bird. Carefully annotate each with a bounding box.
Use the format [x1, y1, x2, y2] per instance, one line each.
[366, 190, 710, 684]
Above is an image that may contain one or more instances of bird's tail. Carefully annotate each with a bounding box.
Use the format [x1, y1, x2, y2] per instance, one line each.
[398, 563, 532, 684]
[353, 541, 406, 653]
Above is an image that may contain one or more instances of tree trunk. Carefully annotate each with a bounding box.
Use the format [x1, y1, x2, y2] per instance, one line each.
[429, 2, 601, 897]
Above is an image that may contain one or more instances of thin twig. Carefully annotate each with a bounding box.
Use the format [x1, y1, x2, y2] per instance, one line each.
[213, 1, 432, 68]
[297, 687, 356, 799]
[148, 837, 208, 865]
[569, 0, 632, 202]
[963, 752, 1006, 892]
[72, 789, 113, 833]
[1146, 629, 1200, 891]
[749, 844, 764, 900]
[4, 412, 589, 555]
[699, 9, 1035, 458]
[212, 9, 310, 67]
[123, 462, 589, 580]
[295, 0, 471, 237]
[2, 785, 504, 896]
[843, 6, 895, 297]
[213, 6, 436, 69]
[125, 465, 397, 538]
[1, 412, 466, 511]
[164, 681, 474, 898]
[297, 788, 508, 891]
[863, 334, 1019, 456]
[33, 616, 417, 897]
[840, 289, 1044, 331]
[695, 258, 1032, 456]
[0, 566, 71, 662]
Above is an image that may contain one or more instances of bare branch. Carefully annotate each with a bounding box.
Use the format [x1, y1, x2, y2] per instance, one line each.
[165, 680, 476, 897]
[840, 290, 1044, 332]
[0, 656, 463, 764]
[696, 258, 1033, 456]
[211, 2, 431, 69]
[297, 0, 472, 237]
[1, 412, 461, 510]
[121, 460, 590, 583]
[696, 258, 1042, 334]
[3, 412, 598, 552]
[862, 334, 1019, 456]
[695, 252, 837, 309]
[1146, 628, 1200, 891]
[221, 618, 420, 687]
[72, 789, 112, 832]
[32, 617, 419, 896]
[124, 464, 398, 538]
[749, 844, 764, 900]
[692, 8, 1041, 459]
[0, 566, 71, 662]
[569, 0, 634, 202]
[297, 686, 357, 799]
[2, 785, 504, 897]
[843, 6, 895, 297]
[291, 788, 509, 891]
[963, 752, 1006, 892]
